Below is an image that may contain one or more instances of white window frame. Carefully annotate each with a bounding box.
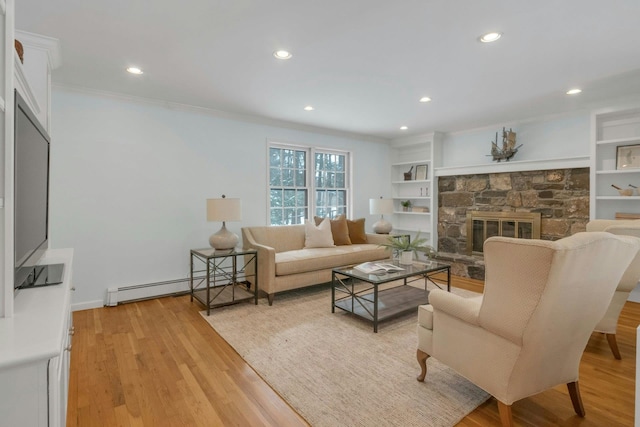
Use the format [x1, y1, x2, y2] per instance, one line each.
[267, 141, 352, 225]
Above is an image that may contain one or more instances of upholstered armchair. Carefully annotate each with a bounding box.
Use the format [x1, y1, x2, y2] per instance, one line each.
[586, 219, 640, 359]
[416, 232, 640, 427]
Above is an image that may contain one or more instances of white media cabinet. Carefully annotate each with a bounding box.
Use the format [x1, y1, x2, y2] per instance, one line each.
[0, 248, 74, 426]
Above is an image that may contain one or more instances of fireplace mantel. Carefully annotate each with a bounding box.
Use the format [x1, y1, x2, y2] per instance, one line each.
[435, 156, 589, 177]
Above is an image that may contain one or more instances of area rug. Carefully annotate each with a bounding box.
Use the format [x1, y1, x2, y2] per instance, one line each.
[200, 283, 490, 427]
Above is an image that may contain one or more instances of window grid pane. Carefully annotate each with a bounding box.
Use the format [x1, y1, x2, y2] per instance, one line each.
[269, 147, 309, 225]
[270, 146, 348, 225]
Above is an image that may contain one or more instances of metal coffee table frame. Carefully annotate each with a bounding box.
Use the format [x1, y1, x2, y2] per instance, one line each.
[331, 260, 450, 332]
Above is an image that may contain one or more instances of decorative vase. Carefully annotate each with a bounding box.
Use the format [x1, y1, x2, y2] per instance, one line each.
[15, 40, 24, 64]
[399, 250, 413, 265]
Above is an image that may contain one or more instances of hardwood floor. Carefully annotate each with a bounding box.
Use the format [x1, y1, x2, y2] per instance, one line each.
[67, 276, 637, 426]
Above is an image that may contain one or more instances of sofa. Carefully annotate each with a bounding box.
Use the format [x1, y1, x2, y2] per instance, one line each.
[241, 218, 391, 304]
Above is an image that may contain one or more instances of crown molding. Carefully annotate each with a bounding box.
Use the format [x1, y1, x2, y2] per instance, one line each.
[15, 30, 62, 69]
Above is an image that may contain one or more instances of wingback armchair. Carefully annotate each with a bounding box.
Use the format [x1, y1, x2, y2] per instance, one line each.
[586, 219, 640, 359]
[416, 232, 640, 427]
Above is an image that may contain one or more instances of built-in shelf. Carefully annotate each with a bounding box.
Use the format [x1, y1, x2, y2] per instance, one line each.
[389, 136, 438, 245]
[392, 227, 431, 234]
[435, 156, 590, 177]
[394, 211, 431, 216]
[596, 196, 640, 201]
[596, 169, 640, 175]
[596, 137, 640, 146]
[592, 106, 640, 219]
[391, 159, 430, 167]
[392, 179, 430, 185]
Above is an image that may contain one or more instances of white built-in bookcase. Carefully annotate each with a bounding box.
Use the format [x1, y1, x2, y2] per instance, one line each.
[590, 106, 640, 219]
[388, 132, 442, 248]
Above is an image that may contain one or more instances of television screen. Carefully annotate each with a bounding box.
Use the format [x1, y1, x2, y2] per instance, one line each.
[14, 90, 51, 289]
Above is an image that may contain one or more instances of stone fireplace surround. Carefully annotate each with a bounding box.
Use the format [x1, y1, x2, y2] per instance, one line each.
[436, 167, 590, 280]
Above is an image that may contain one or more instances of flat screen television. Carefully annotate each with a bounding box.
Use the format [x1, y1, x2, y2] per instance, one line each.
[14, 90, 63, 290]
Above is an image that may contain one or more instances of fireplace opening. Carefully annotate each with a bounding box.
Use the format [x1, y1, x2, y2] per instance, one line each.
[466, 211, 541, 254]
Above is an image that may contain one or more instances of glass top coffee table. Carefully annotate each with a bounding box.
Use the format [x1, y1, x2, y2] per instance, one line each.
[331, 260, 450, 332]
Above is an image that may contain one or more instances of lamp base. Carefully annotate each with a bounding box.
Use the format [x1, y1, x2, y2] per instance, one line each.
[209, 223, 239, 250]
[372, 219, 392, 234]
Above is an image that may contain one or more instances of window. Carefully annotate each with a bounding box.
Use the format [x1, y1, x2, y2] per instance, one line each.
[269, 144, 350, 225]
[269, 146, 308, 225]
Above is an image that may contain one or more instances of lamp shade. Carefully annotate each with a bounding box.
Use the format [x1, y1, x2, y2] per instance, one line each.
[369, 198, 394, 215]
[207, 197, 242, 222]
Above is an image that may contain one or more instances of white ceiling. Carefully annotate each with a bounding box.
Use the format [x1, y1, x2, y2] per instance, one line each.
[15, 0, 640, 140]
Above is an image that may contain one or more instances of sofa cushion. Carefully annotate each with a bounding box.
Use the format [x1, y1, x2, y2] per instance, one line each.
[347, 218, 367, 244]
[275, 244, 389, 276]
[314, 215, 352, 245]
[304, 218, 335, 248]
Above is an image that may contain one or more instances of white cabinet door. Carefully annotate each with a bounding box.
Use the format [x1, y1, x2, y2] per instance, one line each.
[0, 362, 49, 426]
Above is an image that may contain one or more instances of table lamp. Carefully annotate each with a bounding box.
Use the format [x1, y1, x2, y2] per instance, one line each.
[207, 195, 242, 249]
[369, 197, 394, 234]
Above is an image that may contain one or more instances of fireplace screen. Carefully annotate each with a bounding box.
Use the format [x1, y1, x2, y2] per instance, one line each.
[467, 211, 541, 254]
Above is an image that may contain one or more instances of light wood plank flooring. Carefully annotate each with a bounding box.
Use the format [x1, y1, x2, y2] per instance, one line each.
[67, 276, 637, 426]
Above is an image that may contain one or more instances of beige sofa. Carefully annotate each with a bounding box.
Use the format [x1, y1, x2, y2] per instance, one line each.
[241, 224, 390, 304]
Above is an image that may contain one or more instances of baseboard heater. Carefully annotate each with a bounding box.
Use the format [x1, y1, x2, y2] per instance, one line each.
[106, 276, 202, 306]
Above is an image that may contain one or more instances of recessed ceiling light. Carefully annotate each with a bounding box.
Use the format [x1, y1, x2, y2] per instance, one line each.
[400, 126, 408, 130]
[273, 50, 292, 60]
[419, 97, 432, 103]
[479, 32, 502, 43]
[126, 67, 143, 75]
[304, 105, 314, 111]
[566, 88, 582, 95]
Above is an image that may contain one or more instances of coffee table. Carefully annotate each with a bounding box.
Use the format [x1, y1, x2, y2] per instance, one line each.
[331, 260, 450, 332]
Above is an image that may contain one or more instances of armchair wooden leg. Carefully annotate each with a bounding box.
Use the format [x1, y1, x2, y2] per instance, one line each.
[416, 349, 430, 382]
[606, 333, 622, 360]
[567, 381, 586, 417]
[497, 401, 514, 427]
[267, 293, 274, 306]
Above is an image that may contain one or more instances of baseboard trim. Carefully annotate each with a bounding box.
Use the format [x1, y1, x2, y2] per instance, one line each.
[72, 299, 104, 312]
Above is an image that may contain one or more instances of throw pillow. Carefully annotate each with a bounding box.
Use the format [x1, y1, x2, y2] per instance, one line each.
[313, 215, 352, 245]
[304, 218, 335, 248]
[346, 218, 367, 243]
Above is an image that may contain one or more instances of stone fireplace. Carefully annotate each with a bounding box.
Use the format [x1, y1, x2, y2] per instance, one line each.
[437, 168, 589, 279]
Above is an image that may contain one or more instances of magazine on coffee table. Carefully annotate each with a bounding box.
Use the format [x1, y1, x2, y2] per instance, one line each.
[354, 262, 405, 274]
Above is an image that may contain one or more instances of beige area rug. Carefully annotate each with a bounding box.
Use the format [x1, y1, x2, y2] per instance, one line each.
[200, 282, 490, 427]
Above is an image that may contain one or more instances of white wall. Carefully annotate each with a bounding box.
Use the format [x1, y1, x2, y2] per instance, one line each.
[50, 89, 391, 308]
[440, 112, 591, 168]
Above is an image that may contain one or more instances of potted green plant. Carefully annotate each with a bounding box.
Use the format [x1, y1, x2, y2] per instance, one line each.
[400, 200, 412, 212]
[379, 232, 437, 265]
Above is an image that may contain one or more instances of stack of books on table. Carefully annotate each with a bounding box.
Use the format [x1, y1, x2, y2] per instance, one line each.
[354, 262, 405, 274]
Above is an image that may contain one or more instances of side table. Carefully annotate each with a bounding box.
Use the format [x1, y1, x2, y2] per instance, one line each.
[190, 247, 258, 315]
